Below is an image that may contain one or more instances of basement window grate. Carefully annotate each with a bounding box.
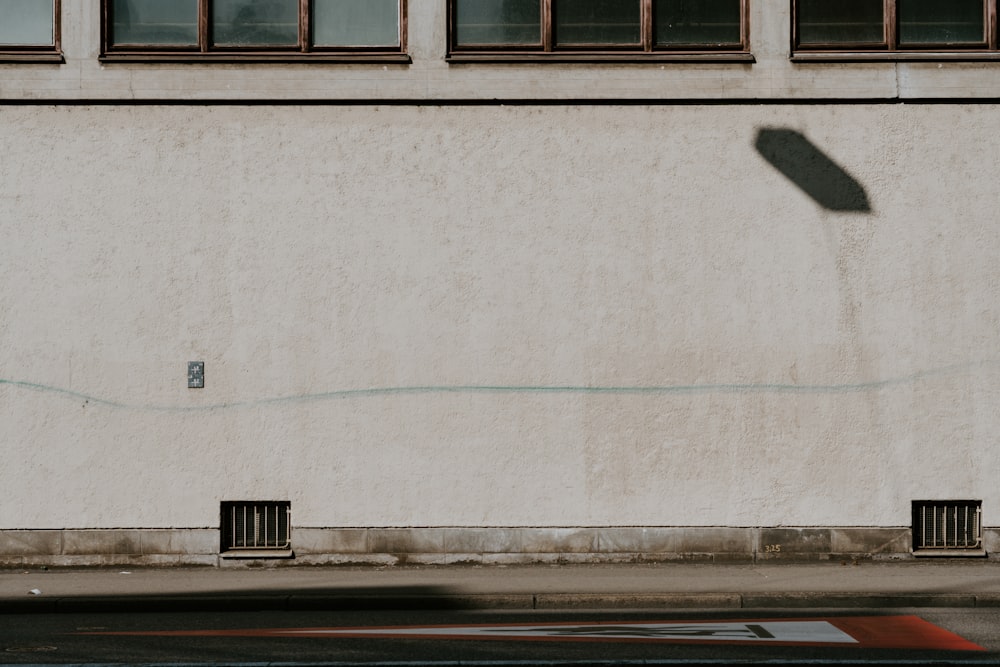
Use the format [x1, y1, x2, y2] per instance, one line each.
[912, 500, 983, 556]
[221, 501, 292, 557]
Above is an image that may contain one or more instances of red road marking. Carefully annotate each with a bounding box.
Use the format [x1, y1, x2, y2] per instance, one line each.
[78, 616, 983, 651]
[827, 616, 983, 651]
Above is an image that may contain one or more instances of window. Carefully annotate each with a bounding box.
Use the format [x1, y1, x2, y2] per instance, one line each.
[221, 501, 292, 557]
[0, 0, 61, 62]
[912, 500, 984, 556]
[448, 0, 751, 61]
[101, 0, 407, 61]
[794, 0, 1000, 59]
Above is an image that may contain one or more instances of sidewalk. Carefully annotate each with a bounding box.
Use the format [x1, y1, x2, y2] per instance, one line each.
[4, 561, 1000, 614]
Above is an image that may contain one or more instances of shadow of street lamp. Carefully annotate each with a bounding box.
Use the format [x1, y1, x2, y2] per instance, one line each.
[755, 128, 871, 213]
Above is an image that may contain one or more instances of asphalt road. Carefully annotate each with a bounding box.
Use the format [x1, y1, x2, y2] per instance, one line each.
[3, 608, 1000, 665]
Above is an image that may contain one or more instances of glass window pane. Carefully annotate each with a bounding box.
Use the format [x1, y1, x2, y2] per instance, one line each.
[899, 0, 984, 45]
[314, 0, 399, 47]
[454, 0, 541, 46]
[655, 0, 741, 46]
[111, 0, 198, 45]
[0, 0, 53, 45]
[554, 0, 640, 45]
[213, 0, 298, 46]
[797, 0, 883, 45]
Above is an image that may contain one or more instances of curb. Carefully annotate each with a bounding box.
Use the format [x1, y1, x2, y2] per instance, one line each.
[1, 592, 997, 614]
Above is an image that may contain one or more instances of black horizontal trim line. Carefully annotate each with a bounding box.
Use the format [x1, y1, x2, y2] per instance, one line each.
[4, 97, 1000, 106]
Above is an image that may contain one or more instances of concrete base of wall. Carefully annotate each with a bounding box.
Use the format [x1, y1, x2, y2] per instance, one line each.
[1, 527, 996, 567]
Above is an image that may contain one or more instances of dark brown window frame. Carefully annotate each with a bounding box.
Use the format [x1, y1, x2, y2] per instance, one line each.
[100, 0, 409, 63]
[792, 0, 1000, 62]
[0, 0, 63, 63]
[447, 0, 754, 63]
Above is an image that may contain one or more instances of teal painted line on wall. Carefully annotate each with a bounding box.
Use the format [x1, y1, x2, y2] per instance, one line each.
[0, 361, 994, 413]
[0, 379, 133, 409]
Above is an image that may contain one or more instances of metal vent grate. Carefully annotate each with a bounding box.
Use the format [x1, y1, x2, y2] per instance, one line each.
[221, 501, 291, 553]
[912, 500, 982, 554]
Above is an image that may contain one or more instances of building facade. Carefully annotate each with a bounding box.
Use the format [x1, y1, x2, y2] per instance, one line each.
[2, 0, 1000, 566]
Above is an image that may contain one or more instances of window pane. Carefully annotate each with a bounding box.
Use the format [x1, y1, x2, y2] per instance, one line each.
[655, 0, 741, 46]
[797, 0, 883, 45]
[554, 0, 640, 45]
[111, 0, 198, 45]
[0, 0, 53, 45]
[454, 0, 541, 46]
[314, 0, 399, 47]
[213, 0, 298, 46]
[899, 0, 984, 45]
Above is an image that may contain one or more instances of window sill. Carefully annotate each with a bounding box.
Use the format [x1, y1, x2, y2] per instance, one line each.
[913, 549, 986, 558]
[447, 52, 755, 64]
[99, 53, 411, 64]
[220, 549, 294, 559]
[0, 51, 63, 64]
[793, 51, 1000, 63]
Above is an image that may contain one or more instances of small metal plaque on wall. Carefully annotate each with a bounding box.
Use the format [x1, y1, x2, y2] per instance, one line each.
[188, 361, 204, 388]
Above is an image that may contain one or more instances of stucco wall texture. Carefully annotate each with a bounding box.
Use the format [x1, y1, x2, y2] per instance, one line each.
[1, 103, 998, 531]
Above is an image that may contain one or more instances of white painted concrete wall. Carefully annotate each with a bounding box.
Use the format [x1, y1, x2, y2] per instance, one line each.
[2, 0, 1000, 534]
[2, 102, 999, 530]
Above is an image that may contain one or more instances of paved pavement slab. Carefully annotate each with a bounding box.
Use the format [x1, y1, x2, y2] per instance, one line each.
[3, 561, 1000, 613]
